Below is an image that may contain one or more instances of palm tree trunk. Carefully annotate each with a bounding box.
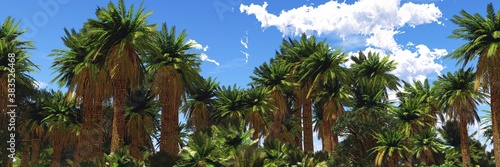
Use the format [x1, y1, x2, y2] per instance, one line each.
[30, 137, 40, 163]
[331, 100, 342, 151]
[303, 98, 314, 152]
[73, 139, 80, 165]
[160, 88, 180, 158]
[111, 76, 126, 153]
[51, 144, 63, 167]
[79, 80, 94, 160]
[21, 135, 30, 166]
[130, 135, 141, 160]
[490, 67, 500, 167]
[293, 98, 303, 150]
[271, 111, 281, 141]
[390, 154, 399, 167]
[459, 113, 471, 167]
[92, 96, 103, 158]
[322, 102, 332, 152]
[321, 119, 332, 152]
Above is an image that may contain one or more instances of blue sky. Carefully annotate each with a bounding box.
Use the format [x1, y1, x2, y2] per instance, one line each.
[1, 0, 495, 151]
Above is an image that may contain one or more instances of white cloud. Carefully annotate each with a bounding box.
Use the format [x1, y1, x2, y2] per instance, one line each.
[187, 39, 203, 50]
[200, 53, 220, 66]
[34, 80, 47, 89]
[187, 39, 219, 66]
[241, 31, 249, 49]
[240, 0, 446, 82]
[240, 51, 250, 63]
[240, 31, 250, 63]
[391, 44, 446, 82]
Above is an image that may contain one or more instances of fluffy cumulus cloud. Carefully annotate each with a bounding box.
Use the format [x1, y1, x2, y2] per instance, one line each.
[188, 39, 219, 66]
[240, 0, 446, 82]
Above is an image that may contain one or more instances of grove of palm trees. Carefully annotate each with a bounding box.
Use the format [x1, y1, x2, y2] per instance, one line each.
[1, 1, 499, 167]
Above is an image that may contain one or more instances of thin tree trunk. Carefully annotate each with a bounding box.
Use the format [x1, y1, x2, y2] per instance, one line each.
[490, 66, 500, 167]
[459, 113, 471, 167]
[303, 98, 314, 152]
[293, 98, 303, 150]
[160, 88, 180, 158]
[51, 144, 63, 167]
[111, 76, 126, 153]
[331, 100, 342, 151]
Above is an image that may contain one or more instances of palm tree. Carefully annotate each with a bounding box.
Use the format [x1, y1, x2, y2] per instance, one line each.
[125, 86, 158, 160]
[50, 28, 110, 162]
[262, 139, 292, 166]
[292, 35, 349, 152]
[144, 23, 202, 157]
[434, 68, 488, 167]
[84, 0, 157, 153]
[371, 130, 409, 167]
[398, 79, 442, 125]
[212, 85, 248, 122]
[411, 128, 447, 165]
[350, 51, 399, 100]
[391, 97, 432, 136]
[0, 16, 38, 112]
[447, 3, 500, 165]
[176, 132, 223, 167]
[244, 86, 275, 141]
[42, 90, 80, 167]
[0, 16, 38, 166]
[249, 61, 294, 141]
[312, 103, 330, 152]
[181, 77, 219, 131]
[313, 78, 347, 152]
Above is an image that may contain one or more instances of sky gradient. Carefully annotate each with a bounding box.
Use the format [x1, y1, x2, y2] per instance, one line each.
[1, 0, 495, 151]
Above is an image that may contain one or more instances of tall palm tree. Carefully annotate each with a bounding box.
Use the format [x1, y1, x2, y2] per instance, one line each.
[42, 90, 80, 167]
[144, 23, 202, 157]
[371, 130, 409, 167]
[0, 16, 38, 166]
[434, 68, 488, 167]
[312, 103, 330, 152]
[244, 86, 275, 141]
[17, 90, 48, 165]
[447, 3, 500, 165]
[350, 51, 400, 100]
[125, 86, 158, 160]
[0, 16, 38, 112]
[84, 0, 157, 153]
[313, 78, 347, 152]
[50, 28, 110, 161]
[289, 34, 349, 152]
[249, 61, 294, 141]
[181, 77, 219, 131]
